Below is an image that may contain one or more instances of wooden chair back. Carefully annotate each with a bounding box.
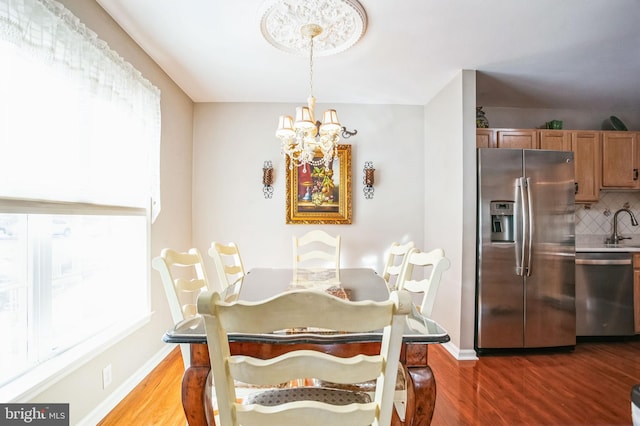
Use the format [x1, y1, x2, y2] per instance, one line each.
[382, 241, 415, 290]
[197, 289, 411, 426]
[152, 248, 211, 367]
[397, 248, 451, 317]
[292, 230, 341, 283]
[208, 241, 245, 292]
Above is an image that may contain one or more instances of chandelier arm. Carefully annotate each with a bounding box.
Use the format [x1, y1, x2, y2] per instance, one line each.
[341, 127, 358, 138]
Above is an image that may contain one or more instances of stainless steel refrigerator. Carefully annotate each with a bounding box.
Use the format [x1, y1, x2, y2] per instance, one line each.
[475, 148, 576, 352]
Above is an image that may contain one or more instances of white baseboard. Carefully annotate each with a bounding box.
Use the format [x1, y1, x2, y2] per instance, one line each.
[441, 341, 479, 361]
[78, 345, 175, 426]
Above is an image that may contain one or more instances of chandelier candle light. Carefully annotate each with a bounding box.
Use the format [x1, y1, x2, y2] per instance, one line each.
[276, 24, 342, 171]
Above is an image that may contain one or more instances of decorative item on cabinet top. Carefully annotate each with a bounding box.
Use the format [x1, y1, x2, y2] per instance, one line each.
[476, 106, 489, 128]
[609, 116, 628, 131]
[545, 120, 563, 129]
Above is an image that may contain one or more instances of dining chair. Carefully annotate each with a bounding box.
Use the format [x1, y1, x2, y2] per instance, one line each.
[396, 247, 451, 317]
[381, 241, 415, 290]
[292, 230, 341, 283]
[208, 241, 245, 292]
[197, 288, 411, 426]
[152, 248, 211, 368]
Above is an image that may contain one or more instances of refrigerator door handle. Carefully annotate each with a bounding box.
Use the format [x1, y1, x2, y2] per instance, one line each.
[515, 177, 525, 276]
[525, 177, 534, 276]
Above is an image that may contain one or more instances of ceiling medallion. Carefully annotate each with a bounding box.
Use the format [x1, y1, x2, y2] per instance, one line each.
[260, 0, 367, 57]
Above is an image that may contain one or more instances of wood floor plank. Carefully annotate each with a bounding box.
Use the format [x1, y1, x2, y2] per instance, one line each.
[98, 339, 640, 425]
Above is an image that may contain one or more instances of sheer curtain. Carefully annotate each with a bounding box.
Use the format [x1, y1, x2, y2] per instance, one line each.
[0, 0, 161, 220]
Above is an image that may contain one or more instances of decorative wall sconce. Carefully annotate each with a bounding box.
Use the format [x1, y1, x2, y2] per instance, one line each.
[363, 161, 375, 199]
[263, 160, 274, 199]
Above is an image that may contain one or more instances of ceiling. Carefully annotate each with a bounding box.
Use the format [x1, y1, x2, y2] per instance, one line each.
[96, 0, 640, 110]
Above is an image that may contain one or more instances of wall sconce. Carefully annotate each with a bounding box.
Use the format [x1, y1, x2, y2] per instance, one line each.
[262, 160, 274, 199]
[363, 161, 375, 199]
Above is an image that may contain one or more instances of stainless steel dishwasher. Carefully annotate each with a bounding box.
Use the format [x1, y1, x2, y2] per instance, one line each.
[575, 252, 635, 336]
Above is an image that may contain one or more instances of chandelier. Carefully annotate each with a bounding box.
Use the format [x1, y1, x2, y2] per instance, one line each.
[275, 24, 342, 170]
[262, 0, 367, 170]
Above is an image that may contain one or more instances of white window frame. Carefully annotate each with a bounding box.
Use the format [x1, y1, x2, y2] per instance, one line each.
[0, 200, 151, 402]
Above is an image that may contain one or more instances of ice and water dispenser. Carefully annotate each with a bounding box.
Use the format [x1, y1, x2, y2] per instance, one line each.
[489, 201, 514, 242]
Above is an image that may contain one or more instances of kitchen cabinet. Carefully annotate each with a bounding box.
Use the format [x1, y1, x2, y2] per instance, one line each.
[601, 131, 639, 188]
[538, 130, 600, 203]
[496, 129, 537, 149]
[539, 130, 571, 151]
[476, 129, 494, 148]
[572, 131, 601, 203]
[634, 253, 640, 333]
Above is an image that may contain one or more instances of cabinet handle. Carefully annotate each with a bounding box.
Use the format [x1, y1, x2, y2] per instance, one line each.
[635, 169, 639, 181]
[575, 182, 579, 194]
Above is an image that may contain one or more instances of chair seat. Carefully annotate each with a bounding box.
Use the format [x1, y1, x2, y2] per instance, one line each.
[244, 387, 371, 406]
[315, 365, 406, 392]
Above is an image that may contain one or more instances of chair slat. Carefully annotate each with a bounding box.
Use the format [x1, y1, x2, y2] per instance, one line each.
[229, 351, 383, 385]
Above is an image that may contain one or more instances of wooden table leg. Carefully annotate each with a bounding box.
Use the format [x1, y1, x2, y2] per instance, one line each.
[393, 343, 436, 426]
[182, 344, 213, 426]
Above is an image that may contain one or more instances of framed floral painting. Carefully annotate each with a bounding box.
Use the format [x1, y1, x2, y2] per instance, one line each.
[286, 144, 352, 224]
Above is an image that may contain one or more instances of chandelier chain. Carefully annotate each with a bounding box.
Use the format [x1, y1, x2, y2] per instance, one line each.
[308, 34, 314, 98]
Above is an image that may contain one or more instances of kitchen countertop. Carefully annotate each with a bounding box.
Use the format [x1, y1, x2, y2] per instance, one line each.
[576, 234, 640, 252]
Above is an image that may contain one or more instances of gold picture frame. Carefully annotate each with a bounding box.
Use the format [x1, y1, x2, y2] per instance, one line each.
[286, 144, 352, 224]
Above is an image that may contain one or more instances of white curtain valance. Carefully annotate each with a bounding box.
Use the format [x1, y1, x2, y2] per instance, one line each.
[0, 0, 162, 220]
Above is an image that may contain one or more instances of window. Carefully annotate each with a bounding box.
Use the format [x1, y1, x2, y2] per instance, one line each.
[0, 209, 147, 389]
[0, 0, 160, 399]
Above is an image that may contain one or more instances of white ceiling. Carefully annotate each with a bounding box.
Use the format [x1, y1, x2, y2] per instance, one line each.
[96, 0, 640, 110]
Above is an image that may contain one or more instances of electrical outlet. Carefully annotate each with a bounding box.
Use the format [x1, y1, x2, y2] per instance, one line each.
[102, 364, 112, 389]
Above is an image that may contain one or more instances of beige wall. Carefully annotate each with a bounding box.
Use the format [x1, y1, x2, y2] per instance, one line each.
[423, 70, 478, 359]
[28, 1, 194, 424]
[192, 102, 426, 291]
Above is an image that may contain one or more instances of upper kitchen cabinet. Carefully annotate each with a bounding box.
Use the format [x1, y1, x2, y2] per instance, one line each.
[571, 131, 600, 203]
[539, 130, 571, 151]
[496, 129, 537, 149]
[476, 129, 495, 148]
[540, 130, 600, 203]
[601, 131, 639, 189]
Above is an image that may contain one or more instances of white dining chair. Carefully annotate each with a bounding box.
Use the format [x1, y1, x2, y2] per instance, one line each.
[208, 241, 245, 292]
[197, 288, 411, 426]
[292, 230, 341, 283]
[152, 248, 211, 368]
[381, 241, 416, 290]
[396, 247, 451, 317]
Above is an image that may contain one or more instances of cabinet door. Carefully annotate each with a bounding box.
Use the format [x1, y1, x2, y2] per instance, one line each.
[634, 253, 640, 334]
[496, 130, 537, 149]
[572, 131, 600, 203]
[476, 129, 495, 148]
[601, 132, 638, 188]
[539, 130, 571, 151]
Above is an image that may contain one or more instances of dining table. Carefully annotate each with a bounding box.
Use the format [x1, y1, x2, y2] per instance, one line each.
[163, 267, 450, 426]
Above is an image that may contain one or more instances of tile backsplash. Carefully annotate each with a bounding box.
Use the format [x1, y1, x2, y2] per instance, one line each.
[576, 192, 640, 236]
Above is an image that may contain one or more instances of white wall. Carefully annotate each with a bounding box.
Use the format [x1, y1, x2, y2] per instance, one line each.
[29, 1, 195, 424]
[423, 70, 478, 359]
[192, 103, 425, 291]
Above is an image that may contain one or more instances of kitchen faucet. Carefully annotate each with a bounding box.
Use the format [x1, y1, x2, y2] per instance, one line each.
[606, 208, 639, 244]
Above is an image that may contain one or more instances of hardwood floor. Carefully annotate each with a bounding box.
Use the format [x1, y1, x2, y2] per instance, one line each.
[99, 339, 640, 425]
[97, 347, 184, 426]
